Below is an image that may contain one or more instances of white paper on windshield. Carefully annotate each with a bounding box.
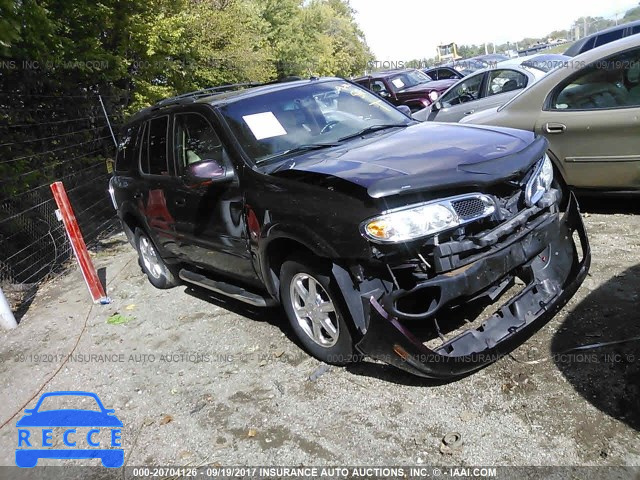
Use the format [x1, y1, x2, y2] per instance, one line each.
[242, 112, 287, 140]
[391, 78, 405, 89]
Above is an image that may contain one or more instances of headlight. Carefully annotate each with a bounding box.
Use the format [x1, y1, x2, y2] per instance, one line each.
[362, 194, 495, 243]
[525, 155, 554, 207]
[429, 91, 439, 101]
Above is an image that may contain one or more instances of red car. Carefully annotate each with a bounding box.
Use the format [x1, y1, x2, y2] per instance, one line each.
[354, 68, 456, 112]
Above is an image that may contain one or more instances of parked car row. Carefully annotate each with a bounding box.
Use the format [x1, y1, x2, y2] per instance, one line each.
[462, 35, 640, 193]
[353, 69, 456, 112]
[412, 54, 569, 122]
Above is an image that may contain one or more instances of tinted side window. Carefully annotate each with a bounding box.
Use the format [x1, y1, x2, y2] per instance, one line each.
[174, 113, 224, 170]
[141, 116, 169, 175]
[115, 124, 140, 172]
[580, 36, 596, 54]
[551, 47, 640, 110]
[632, 25, 640, 35]
[594, 30, 624, 48]
[437, 69, 458, 80]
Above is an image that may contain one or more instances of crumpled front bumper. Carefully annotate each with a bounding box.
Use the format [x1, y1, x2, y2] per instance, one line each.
[356, 193, 591, 379]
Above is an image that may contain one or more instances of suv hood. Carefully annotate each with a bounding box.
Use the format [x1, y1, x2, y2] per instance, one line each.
[273, 122, 544, 198]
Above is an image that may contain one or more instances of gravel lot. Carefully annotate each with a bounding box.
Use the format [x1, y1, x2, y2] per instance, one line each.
[0, 198, 639, 470]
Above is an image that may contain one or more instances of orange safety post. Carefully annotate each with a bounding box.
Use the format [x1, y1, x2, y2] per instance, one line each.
[50, 181, 110, 304]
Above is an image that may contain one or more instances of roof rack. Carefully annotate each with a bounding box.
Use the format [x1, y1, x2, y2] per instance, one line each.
[153, 82, 261, 108]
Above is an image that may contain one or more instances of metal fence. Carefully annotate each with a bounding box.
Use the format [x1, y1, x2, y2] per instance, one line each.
[0, 94, 124, 316]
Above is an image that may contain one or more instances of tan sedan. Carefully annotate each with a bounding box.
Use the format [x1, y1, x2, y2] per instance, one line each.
[461, 35, 640, 193]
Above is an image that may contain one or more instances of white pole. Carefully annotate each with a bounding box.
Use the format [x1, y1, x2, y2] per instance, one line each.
[0, 287, 17, 330]
[98, 94, 118, 148]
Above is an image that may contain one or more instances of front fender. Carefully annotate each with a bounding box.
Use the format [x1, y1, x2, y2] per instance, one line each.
[258, 223, 341, 298]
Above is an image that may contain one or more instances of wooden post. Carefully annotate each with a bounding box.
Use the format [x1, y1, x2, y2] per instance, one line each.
[50, 181, 109, 304]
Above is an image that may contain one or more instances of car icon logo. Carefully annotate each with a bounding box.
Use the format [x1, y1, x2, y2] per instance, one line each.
[15, 391, 123, 468]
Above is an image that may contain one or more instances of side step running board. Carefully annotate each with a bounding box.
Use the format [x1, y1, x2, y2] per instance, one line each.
[179, 269, 278, 308]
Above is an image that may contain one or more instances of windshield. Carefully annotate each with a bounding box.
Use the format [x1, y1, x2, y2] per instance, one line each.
[387, 70, 431, 91]
[219, 80, 411, 165]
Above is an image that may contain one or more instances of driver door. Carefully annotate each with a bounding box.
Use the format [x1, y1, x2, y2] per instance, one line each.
[430, 72, 486, 122]
[169, 109, 258, 283]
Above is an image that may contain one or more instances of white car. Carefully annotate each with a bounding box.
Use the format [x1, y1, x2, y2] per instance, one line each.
[413, 54, 568, 123]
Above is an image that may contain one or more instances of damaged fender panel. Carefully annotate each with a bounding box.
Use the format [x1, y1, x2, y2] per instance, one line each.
[356, 193, 590, 379]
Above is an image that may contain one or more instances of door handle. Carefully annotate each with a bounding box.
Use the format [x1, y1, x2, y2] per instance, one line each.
[133, 192, 143, 199]
[464, 110, 475, 115]
[544, 122, 566, 134]
[174, 198, 186, 207]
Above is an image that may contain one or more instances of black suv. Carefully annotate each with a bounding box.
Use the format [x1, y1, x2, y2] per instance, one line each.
[110, 78, 590, 379]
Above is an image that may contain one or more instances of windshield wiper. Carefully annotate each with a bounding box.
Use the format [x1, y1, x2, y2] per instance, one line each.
[256, 142, 341, 165]
[337, 124, 408, 143]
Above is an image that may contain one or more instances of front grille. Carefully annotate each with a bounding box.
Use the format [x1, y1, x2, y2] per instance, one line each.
[452, 198, 487, 220]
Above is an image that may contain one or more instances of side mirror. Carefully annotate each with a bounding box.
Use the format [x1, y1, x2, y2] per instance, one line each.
[432, 101, 442, 112]
[184, 159, 234, 187]
[396, 105, 412, 117]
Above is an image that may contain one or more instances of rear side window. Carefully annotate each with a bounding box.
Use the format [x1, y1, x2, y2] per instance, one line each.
[140, 116, 169, 175]
[436, 69, 458, 80]
[580, 37, 596, 54]
[115, 124, 140, 172]
[486, 69, 527, 96]
[632, 25, 640, 35]
[594, 29, 624, 48]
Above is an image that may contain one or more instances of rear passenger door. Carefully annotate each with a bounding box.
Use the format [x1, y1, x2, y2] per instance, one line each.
[169, 109, 258, 284]
[136, 115, 181, 256]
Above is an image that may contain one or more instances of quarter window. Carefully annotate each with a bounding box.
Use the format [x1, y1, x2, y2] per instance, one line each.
[140, 116, 169, 175]
[551, 47, 640, 110]
[174, 113, 224, 170]
[115, 124, 140, 172]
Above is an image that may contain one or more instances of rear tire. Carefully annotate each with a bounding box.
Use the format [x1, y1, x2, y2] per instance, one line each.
[135, 228, 179, 289]
[280, 255, 359, 365]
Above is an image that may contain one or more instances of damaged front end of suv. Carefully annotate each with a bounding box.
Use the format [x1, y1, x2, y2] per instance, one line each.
[348, 136, 590, 379]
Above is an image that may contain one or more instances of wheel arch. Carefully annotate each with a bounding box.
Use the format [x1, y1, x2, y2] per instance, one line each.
[261, 234, 334, 300]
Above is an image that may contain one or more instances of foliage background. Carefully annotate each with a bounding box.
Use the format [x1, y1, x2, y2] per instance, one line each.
[0, 0, 371, 296]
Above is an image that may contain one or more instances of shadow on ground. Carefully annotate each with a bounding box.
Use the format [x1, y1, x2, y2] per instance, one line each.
[183, 286, 293, 342]
[552, 263, 640, 430]
[577, 195, 640, 214]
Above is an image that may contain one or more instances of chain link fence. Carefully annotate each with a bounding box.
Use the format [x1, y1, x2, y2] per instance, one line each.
[0, 95, 124, 317]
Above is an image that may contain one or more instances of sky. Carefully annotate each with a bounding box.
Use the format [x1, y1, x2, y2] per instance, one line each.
[349, 0, 639, 61]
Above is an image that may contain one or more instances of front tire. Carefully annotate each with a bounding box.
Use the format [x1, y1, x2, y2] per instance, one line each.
[135, 228, 179, 289]
[280, 255, 358, 365]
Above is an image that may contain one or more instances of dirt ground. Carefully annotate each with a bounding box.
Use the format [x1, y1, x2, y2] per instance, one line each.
[1, 198, 639, 470]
